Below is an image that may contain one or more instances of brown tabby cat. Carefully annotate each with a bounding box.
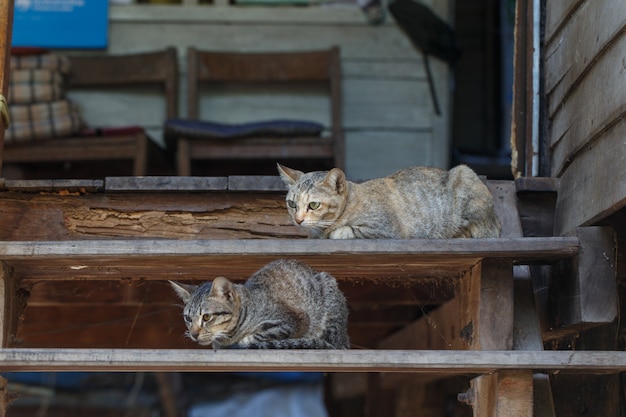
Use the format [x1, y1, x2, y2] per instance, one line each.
[277, 163, 501, 239]
[170, 259, 350, 349]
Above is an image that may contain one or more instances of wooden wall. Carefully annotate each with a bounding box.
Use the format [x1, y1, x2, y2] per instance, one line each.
[545, 0, 626, 235]
[65, 1, 451, 180]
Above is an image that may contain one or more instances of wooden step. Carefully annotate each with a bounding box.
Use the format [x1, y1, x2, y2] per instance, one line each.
[0, 348, 625, 373]
[0, 237, 579, 282]
[0, 235, 591, 350]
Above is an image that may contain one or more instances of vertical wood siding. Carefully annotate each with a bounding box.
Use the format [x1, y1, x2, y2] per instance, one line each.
[545, 0, 626, 234]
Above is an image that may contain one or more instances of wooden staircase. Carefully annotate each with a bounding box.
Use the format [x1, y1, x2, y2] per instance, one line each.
[0, 176, 623, 416]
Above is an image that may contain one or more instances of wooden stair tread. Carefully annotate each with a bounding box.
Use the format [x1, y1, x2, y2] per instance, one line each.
[0, 348, 625, 373]
[0, 237, 579, 282]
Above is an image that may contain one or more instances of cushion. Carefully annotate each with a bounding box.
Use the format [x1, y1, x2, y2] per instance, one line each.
[10, 53, 71, 74]
[164, 118, 324, 148]
[5, 100, 83, 143]
[9, 69, 65, 104]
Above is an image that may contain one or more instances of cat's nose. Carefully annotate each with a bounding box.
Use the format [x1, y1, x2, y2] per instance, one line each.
[188, 327, 200, 340]
[295, 217, 304, 225]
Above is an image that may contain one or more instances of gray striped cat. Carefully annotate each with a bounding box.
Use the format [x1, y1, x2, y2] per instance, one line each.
[278, 164, 501, 239]
[170, 259, 350, 349]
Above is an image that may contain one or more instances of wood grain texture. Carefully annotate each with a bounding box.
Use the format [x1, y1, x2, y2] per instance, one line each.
[548, 33, 626, 175]
[0, 348, 625, 373]
[470, 371, 533, 417]
[0, 191, 303, 241]
[554, 116, 626, 234]
[548, 227, 617, 335]
[544, 0, 626, 113]
[545, 0, 583, 42]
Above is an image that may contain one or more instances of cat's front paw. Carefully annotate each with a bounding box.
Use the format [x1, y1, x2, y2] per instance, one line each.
[328, 227, 356, 239]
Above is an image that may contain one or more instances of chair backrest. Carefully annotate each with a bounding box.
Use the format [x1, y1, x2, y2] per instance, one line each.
[68, 47, 179, 120]
[186, 46, 343, 167]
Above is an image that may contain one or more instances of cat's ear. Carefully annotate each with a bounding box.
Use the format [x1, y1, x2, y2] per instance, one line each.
[210, 276, 236, 301]
[277, 164, 303, 186]
[324, 168, 347, 194]
[169, 281, 197, 304]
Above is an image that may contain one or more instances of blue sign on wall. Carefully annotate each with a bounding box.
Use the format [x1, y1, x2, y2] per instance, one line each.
[12, 0, 108, 49]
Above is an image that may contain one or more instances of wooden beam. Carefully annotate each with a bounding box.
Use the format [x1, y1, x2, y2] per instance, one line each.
[458, 259, 514, 350]
[468, 371, 533, 417]
[0, 237, 579, 260]
[0, 0, 14, 171]
[0, 349, 625, 373]
[547, 226, 617, 338]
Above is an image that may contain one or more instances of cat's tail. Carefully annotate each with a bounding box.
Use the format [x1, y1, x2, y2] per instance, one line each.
[236, 338, 346, 349]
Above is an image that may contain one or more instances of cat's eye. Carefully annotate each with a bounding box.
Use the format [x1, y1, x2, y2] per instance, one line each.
[308, 202, 321, 210]
[287, 200, 297, 209]
[202, 314, 211, 322]
[183, 314, 191, 323]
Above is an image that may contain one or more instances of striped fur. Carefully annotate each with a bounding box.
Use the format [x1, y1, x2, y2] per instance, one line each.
[277, 164, 501, 239]
[170, 259, 350, 349]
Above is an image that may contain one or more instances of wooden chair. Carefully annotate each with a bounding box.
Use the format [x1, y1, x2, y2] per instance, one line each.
[165, 46, 343, 176]
[3, 48, 178, 178]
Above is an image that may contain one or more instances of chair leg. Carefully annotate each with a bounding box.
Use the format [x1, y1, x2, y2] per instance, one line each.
[133, 134, 149, 176]
[177, 138, 191, 176]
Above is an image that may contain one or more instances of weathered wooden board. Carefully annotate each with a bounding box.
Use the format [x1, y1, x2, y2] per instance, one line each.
[470, 371, 533, 417]
[0, 348, 625, 373]
[0, 191, 303, 240]
[0, 238, 579, 282]
[554, 116, 626, 234]
[548, 227, 617, 333]
[545, 0, 583, 42]
[549, 32, 626, 176]
[544, 0, 626, 114]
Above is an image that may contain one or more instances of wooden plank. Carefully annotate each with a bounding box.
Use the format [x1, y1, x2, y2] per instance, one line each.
[227, 176, 285, 191]
[545, 0, 583, 42]
[0, 349, 625, 373]
[105, 176, 227, 192]
[4, 179, 104, 193]
[459, 259, 514, 350]
[0, 191, 304, 241]
[0, 238, 580, 282]
[0, 238, 579, 299]
[545, 0, 626, 111]
[0, 237, 579, 260]
[0, 1, 14, 413]
[549, 33, 626, 175]
[554, 116, 626, 234]
[0, 0, 13, 172]
[469, 371, 533, 417]
[547, 227, 617, 336]
[0, 262, 27, 350]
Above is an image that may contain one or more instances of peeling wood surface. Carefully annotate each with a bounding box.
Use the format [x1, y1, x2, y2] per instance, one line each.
[0, 191, 304, 240]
